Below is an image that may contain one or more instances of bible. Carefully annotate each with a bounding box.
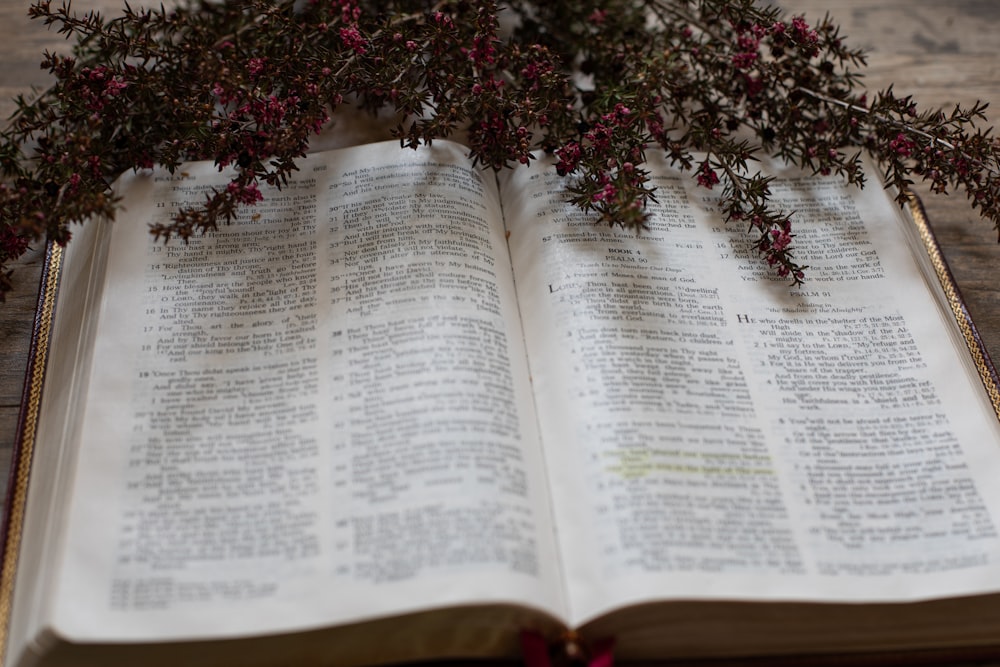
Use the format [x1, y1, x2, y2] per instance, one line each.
[3, 139, 1000, 667]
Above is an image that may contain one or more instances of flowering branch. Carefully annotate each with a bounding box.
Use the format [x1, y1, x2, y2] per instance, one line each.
[2, 0, 1000, 298]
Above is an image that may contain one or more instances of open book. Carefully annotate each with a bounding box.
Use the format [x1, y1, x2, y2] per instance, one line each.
[4, 139, 1000, 667]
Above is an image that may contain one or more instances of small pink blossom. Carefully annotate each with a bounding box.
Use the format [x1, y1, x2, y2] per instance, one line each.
[0, 226, 30, 260]
[593, 181, 617, 203]
[791, 17, 819, 54]
[769, 228, 792, 251]
[889, 133, 916, 157]
[247, 58, 266, 77]
[339, 26, 368, 54]
[470, 36, 497, 66]
[227, 181, 263, 205]
[696, 161, 719, 189]
[732, 51, 758, 69]
[555, 142, 581, 176]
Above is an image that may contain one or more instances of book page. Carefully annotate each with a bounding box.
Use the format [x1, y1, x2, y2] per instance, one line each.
[42, 141, 565, 643]
[500, 153, 1000, 627]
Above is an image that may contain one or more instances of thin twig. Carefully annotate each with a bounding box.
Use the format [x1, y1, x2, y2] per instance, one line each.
[797, 85, 1000, 177]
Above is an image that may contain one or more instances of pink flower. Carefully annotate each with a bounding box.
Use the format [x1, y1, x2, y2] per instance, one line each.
[555, 141, 581, 176]
[336, 0, 361, 22]
[732, 52, 758, 69]
[339, 26, 368, 55]
[247, 58, 266, 77]
[732, 30, 761, 69]
[585, 123, 612, 150]
[592, 181, 617, 203]
[470, 36, 497, 66]
[227, 181, 263, 204]
[0, 226, 30, 260]
[889, 133, 916, 157]
[790, 17, 819, 54]
[696, 161, 719, 189]
[105, 75, 128, 96]
[601, 103, 632, 125]
[432, 11, 453, 28]
[769, 228, 792, 251]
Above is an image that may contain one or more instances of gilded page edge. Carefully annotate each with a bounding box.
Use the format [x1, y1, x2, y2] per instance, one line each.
[907, 193, 1000, 420]
[0, 242, 64, 665]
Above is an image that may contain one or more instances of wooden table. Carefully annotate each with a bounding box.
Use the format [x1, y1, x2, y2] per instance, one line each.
[1, 1, 1000, 664]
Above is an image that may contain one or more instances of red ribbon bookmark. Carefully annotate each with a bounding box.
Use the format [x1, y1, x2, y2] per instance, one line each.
[520, 630, 615, 667]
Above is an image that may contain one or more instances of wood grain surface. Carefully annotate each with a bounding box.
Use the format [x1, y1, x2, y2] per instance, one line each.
[1, 3, 1000, 662]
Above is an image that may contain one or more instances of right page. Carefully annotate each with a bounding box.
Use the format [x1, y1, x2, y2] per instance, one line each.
[500, 152, 1000, 628]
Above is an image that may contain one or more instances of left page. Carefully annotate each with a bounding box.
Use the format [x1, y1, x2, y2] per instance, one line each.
[26, 141, 565, 647]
